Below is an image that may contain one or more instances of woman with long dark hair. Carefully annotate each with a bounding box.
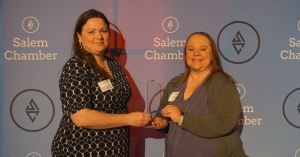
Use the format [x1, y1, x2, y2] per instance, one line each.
[51, 9, 151, 157]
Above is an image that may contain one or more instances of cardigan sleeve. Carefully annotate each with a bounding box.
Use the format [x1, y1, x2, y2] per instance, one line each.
[181, 74, 241, 138]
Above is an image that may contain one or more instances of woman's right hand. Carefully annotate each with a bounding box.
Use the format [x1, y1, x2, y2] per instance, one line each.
[146, 117, 168, 130]
[127, 112, 152, 127]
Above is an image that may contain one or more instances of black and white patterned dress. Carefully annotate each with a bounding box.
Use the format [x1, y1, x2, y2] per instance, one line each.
[52, 55, 132, 157]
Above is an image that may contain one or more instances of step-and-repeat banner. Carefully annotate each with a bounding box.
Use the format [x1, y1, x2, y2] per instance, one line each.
[0, 0, 5, 157]
[1, 0, 300, 156]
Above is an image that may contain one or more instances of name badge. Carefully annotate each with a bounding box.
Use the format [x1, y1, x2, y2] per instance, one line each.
[168, 92, 180, 102]
[98, 79, 114, 92]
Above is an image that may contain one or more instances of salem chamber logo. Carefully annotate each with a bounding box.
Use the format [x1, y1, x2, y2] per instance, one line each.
[27, 152, 41, 157]
[145, 17, 184, 60]
[162, 17, 179, 33]
[236, 83, 246, 99]
[280, 20, 300, 60]
[217, 21, 260, 64]
[22, 16, 39, 33]
[10, 89, 55, 132]
[283, 88, 300, 129]
[5, 16, 56, 61]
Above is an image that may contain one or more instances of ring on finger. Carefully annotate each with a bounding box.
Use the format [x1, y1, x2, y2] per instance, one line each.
[168, 109, 171, 113]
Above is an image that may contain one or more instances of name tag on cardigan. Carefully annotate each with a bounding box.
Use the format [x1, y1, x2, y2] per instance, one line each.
[168, 92, 179, 102]
[98, 79, 114, 92]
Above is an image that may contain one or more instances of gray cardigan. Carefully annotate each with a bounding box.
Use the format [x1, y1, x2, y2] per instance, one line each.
[156, 73, 246, 157]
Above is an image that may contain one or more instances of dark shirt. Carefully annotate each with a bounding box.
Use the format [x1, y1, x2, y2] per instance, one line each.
[52, 56, 132, 157]
[167, 78, 215, 157]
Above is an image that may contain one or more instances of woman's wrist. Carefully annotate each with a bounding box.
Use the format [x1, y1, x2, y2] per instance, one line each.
[178, 111, 184, 126]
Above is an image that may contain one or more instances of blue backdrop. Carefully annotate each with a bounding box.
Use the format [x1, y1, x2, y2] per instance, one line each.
[2, 0, 300, 156]
[0, 0, 7, 156]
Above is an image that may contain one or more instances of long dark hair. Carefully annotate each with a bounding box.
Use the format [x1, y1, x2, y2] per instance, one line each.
[178, 32, 235, 84]
[73, 9, 113, 80]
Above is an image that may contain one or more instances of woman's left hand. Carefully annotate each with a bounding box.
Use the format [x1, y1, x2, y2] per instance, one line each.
[161, 105, 181, 123]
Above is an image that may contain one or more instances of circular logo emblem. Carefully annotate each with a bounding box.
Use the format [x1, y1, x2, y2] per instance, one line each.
[283, 88, 300, 129]
[296, 149, 300, 157]
[27, 152, 41, 157]
[10, 89, 55, 132]
[108, 22, 125, 59]
[22, 16, 39, 33]
[236, 83, 246, 99]
[162, 17, 179, 33]
[217, 21, 260, 64]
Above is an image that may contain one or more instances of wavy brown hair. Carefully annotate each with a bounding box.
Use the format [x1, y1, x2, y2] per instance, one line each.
[178, 32, 235, 85]
[73, 9, 113, 80]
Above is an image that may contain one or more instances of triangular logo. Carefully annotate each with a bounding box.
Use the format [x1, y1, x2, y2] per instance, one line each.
[26, 111, 40, 123]
[26, 99, 40, 110]
[25, 99, 40, 123]
[232, 31, 245, 55]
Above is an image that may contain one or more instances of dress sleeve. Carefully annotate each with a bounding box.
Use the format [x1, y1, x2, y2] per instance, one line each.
[181, 76, 241, 138]
[59, 58, 92, 117]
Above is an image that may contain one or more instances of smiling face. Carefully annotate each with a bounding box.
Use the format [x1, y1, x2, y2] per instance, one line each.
[185, 34, 212, 73]
[77, 18, 109, 57]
